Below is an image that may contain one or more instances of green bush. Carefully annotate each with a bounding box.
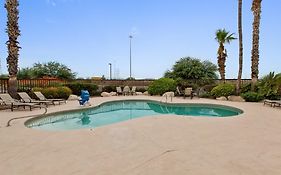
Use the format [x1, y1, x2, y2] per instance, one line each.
[32, 86, 72, 99]
[257, 72, 281, 100]
[41, 87, 58, 99]
[148, 78, 176, 95]
[211, 83, 235, 98]
[136, 87, 147, 93]
[240, 83, 252, 94]
[199, 92, 215, 99]
[102, 86, 116, 93]
[241, 92, 264, 102]
[66, 82, 98, 96]
[56, 86, 72, 99]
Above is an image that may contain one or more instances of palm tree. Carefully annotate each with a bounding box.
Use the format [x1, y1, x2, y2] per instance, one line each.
[258, 72, 281, 99]
[251, 0, 262, 89]
[236, 0, 243, 94]
[215, 29, 236, 80]
[5, 0, 21, 98]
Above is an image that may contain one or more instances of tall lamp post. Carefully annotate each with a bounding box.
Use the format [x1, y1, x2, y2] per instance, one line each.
[129, 35, 133, 79]
[108, 63, 112, 80]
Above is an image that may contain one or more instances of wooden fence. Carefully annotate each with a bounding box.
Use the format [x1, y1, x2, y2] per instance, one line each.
[0, 79, 67, 93]
[0, 78, 252, 94]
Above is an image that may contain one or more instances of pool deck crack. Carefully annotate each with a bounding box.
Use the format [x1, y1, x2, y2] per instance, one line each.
[124, 149, 178, 174]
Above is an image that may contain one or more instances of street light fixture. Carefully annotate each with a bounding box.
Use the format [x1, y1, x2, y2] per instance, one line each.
[108, 63, 112, 80]
[129, 35, 133, 79]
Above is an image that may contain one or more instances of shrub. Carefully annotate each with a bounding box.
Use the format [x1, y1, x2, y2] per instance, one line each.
[240, 83, 252, 94]
[66, 82, 98, 96]
[241, 92, 264, 102]
[102, 86, 116, 93]
[32, 87, 43, 92]
[136, 87, 147, 93]
[257, 72, 281, 100]
[211, 83, 235, 98]
[56, 86, 72, 99]
[148, 78, 176, 95]
[199, 92, 215, 99]
[41, 87, 59, 99]
[34, 86, 72, 99]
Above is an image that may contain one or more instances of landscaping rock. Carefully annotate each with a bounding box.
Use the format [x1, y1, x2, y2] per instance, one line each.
[216, 96, 227, 101]
[101, 92, 111, 97]
[228, 95, 245, 102]
[136, 92, 143, 95]
[68, 94, 79, 101]
[143, 91, 149, 96]
[110, 92, 117, 96]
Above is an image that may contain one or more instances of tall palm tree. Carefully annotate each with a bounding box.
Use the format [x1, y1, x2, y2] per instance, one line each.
[251, 0, 262, 88]
[215, 29, 236, 80]
[236, 0, 243, 94]
[5, 0, 21, 98]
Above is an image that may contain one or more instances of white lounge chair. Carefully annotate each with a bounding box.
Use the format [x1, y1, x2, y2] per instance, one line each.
[123, 86, 130, 96]
[0, 93, 40, 111]
[18, 92, 52, 107]
[184, 88, 193, 99]
[264, 99, 281, 107]
[116, 87, 123, 96]
[34, 91, 66, 105]
[131, 86, 136, 95]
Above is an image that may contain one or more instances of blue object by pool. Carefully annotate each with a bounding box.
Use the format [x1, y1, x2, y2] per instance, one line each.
[26, 100, 243, 131]
[79, 90, 90, 105]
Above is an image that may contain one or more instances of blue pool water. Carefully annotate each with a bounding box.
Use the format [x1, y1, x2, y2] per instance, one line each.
[25, 100, 243, 131]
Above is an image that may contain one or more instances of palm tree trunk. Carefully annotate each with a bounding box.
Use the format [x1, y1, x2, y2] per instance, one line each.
[5, 0, 20, 98]
[251, 0, 262, 90]
[236, 0, 243, 94]
[8, 75, 17, 97]
[218, 44, 226, 81]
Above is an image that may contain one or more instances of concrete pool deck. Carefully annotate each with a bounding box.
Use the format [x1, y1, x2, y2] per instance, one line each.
[1, 96, 281, 175]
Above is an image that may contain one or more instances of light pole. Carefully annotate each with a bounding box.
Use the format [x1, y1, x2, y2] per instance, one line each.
[129, 35, 133, 79]
[108, 63, 112, 80]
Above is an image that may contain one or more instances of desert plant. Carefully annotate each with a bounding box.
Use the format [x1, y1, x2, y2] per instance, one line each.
[199, 92, 215, 99]
[241, 91, 263, 102]
[39, 86, 72, 99]
[66, 82, 98, 96]
[102, 86, 116, 93]
[148, 78, 176, 95]
[56, 86, 72, 99]
[136, 87, 147, 93]
[211, 83, 235, 98]
[215, 29, 236, 80]
[257, 72, 281, 100]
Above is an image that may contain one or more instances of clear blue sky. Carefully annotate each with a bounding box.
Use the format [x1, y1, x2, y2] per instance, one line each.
[0, 0, 280, 79]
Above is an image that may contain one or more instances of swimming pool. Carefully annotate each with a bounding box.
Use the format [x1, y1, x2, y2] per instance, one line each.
[25, 100, 243, 131]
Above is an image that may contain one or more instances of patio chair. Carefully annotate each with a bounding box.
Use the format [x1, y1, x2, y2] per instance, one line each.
[274, 101, 281, 107]
[0, 93, 40, 111]
[123, 86, 130, 96]
[264, 99, 281, 107]
[116, 87, 123, 96]
[184, 87, 196, 99]
[131, 86, 137, 95]
[176, 86, 184, 97]
[18, 92, 52, 107]
[34, 91, 66, 105]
